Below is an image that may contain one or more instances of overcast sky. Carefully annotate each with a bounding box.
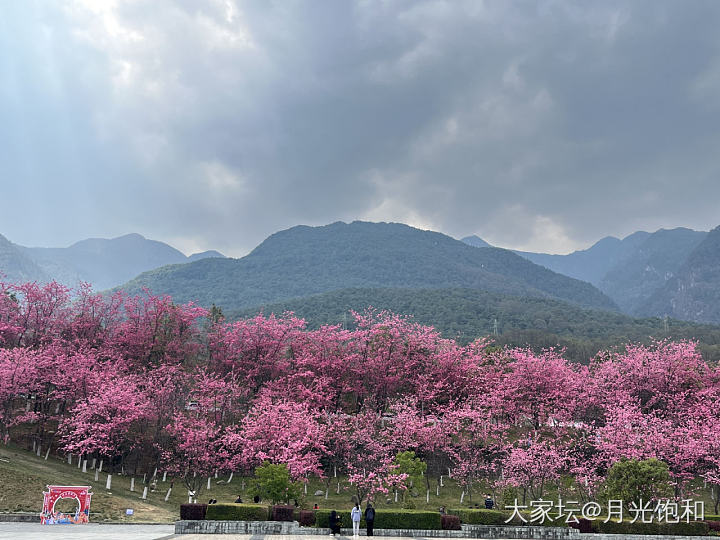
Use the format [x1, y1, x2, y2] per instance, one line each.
[2, 1, 720, 257]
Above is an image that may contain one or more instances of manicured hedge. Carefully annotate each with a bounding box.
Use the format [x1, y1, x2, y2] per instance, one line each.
[706, 520, 720, 532]
[315, 509, 442, 530]
[204, 503, 270, 521]
[374, 510, 442, 530]
[180, 503, 207, 520]
[448, 508, 509, 525]
[298, 509, 316, 526]
[271, 505, 295, 521]
[315, 509, 355, 528]
[441, 514, 461, 530]
[594, 519, 709, 535]
[569, 518, 593, 533]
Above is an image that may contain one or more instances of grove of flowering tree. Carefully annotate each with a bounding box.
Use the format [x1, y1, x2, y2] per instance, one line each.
[2, 279, 720, 507]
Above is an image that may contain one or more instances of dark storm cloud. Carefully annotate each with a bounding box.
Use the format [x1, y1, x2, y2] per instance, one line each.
[2, 0, 720, 255]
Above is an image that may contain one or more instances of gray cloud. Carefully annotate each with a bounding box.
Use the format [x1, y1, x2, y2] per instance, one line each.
[2, 0, 720, 256]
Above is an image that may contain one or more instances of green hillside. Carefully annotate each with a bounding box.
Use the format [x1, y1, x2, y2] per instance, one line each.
[234, 287, 720, 363]
[119, 221, 617, 312]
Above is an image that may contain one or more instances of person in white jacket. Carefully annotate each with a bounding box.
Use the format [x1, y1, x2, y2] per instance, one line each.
[351, 503, 362, 537]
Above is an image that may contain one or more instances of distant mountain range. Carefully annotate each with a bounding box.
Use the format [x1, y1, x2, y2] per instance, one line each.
[462, 226, 720, 322]
[120, 221, 617, 312]
[0, 233, 225, 291]
[4, 220, 720, 330]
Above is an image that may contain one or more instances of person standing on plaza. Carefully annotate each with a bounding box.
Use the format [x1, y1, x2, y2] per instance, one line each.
[351, 503, 362, 537]
[365, 502, 375, 536]
[329, 510, 341, 536]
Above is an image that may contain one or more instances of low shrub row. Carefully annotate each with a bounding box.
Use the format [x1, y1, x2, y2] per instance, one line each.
[592, 519, 709, 536]
[183, 504, 710, 536]
[447, 508, 572, 527]
[204, 503, 271, 521]
[448, 508, 508, 525]
[315, 508, 442, 530]
[270, 505, 294, 521]
[298, 509, 315, 526]
[180, 503, 207, 520]
[441, 514, 461, 530]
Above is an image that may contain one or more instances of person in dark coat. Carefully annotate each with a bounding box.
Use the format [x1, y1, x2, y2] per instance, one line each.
[484, 494, 495, 509]
[329, 510, 341, 535]
[365, 502, 376, 536]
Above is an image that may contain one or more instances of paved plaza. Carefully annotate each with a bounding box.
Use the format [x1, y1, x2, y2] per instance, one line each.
[0, 523, 174, 540]
[0, 525, 447, 540]
[0, 526, 463, 540]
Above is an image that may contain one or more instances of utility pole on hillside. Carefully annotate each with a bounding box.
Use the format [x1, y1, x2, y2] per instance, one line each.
[663, 314, 669, 333]
[493, 318, 498, 336]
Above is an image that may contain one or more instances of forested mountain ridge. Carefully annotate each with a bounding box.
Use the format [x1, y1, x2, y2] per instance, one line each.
[639, 226, 720, 324]
[119, 221, 617, 312]
[0, 233, 48, 284]
[234, 286, 720, 363]
[599, 227, 707, 314]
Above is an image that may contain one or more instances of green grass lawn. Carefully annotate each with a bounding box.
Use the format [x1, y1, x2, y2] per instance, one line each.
[0, 445, 479, 522]
[2, 444, 717, 523]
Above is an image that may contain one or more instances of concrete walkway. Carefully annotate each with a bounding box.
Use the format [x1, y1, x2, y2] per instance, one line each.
[174, 537, 456, 540]
[0, 523, 175, 540]
[0, 529, 511, 540]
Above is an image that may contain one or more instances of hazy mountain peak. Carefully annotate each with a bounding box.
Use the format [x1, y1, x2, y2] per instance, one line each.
[461, 235, 492, 248]
[188, 250, 226, 261]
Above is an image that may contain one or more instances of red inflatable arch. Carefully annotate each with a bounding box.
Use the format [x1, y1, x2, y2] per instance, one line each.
[41, 485, 93, 524]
